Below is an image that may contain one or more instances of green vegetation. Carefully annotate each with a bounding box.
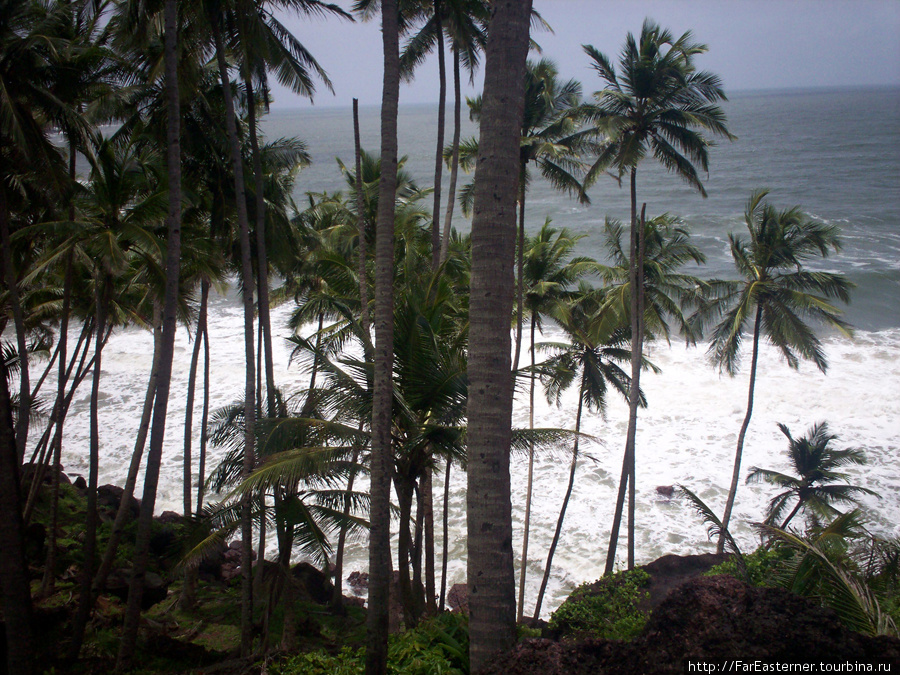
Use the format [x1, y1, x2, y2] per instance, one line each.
[548, 568, 650, 641]
[271, 613, 470, 675]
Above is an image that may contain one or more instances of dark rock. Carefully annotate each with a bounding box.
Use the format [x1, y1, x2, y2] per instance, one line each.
[198, 540, 229, 581]
[105, 569, 170, 610]
[447, 583, 468, 615]
[655, 485, 675, 498]
[149, 525, 177, 558]
[291, 562, 334, 604]
[24, 522, 46, 561]
[342, 595, 366, 608]
[97, 484, 140, 522]
[347, 570, 368, 593]
[73, 475, 87, 490]
[478, 574, 900, 675]
[639, 552, 728, 610]
[157, 510, 183, 524]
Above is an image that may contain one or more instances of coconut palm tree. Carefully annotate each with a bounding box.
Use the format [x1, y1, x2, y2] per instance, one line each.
[465, 0, 533, 669]
[516, 220, 593, 620]
[367, 0, 400, 670]
[116, 0, 185, 666]
[583, 20, 733, 571]
[698, 189, 853, 554]
[748, 422, 876, 531]
[531, 285, 635, 620]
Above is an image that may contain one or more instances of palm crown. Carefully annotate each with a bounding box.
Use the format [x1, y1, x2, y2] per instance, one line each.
[747, 422, 877, 530]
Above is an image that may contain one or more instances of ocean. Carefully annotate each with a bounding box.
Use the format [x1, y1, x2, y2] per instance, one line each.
[46, 86, 900, 618]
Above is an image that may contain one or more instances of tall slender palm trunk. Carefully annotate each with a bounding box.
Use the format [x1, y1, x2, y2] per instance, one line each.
[466, 1, 532, 669]
[211, 19, 258, 655]
[71, 278, 110, 658]
[511, 173, 526, 373]
[95, 307, 162, 594]
[605, 180, 644, 573]
[197, 320, 211, 514]
[533, 374, 584, 619]
[517, 314, 537, 620]
[430, 0, 446, 272]
[367, 0, 399, 671]
[718, 305, 762, 552]
[0, 358, 34, 675]
[438, 457, 451, 611]
[116, 1, 182, 666]
[41, 251, 73, 597]
[439, 47, 461, 264]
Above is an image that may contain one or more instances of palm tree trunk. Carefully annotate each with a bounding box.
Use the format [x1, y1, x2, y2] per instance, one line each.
[511, 171, 526, 374]
[116, 0, 183, 665]
[40, 250, 73, 597]
[439, 457, 451, 611]
[353, 99, 370, 343]
[395, 474, 417, 628]
[423, 466, 436, 615]
[197, 313, 211, 515]
[331, 444, 361, 610]
[628, 202, 647, 569]
[466, 1, 532, 668]
[533, 374, 584, 620]
[430, 0, 446, 272]
[71, 277, 110, 658]
[780, 499, 804, 530]
[245, 76, 278, 418]
[0, 185, 30, 462]
[180, 283, 208, 611]
[367, 0, 399, 671]
[0, 358, 33, 675]
[94, 306, 161, 594]
[440, 46, 461, 264]
[517, 313, 537, 620]
[606, 175, 643, 573]
[212, 18, 257, 655]
[718, 304, 762, 553]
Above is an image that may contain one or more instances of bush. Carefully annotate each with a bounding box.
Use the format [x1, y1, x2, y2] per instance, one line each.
[272, 612, 469, 675]
[548, 568, 650, 641]
[706, 547, 792, 587]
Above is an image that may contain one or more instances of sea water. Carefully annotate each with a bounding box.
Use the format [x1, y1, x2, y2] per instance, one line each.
[42, 86, 900, 618]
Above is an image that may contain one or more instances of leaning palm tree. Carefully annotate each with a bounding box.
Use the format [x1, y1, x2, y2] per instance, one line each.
[516, 220, 593, 620]
[698, 189, 853, 553]
[748, 422, 876, 530]
[583, 20, 734, 571]
[531, 285, 636, 620]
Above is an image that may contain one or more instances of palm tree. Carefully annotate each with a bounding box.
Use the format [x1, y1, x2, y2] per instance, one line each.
[516, 220, 593, 620]
[116, 0, 184, 666]
[583, 20, 733, 571]
[748, 422, 876, 531]
[699, 189, 853, 553]
[367, 0, 400, 671]
[465, 0, 532, 669]
[531, 286, 635, 620]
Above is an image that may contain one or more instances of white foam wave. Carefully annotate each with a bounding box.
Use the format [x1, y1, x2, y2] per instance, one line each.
[38, 293, 900, 619]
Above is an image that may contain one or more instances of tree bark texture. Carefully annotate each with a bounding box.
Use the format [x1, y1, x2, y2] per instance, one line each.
[466, 1, 532, 669]
[116, 0, 182, 666]
[366, 0, 399, 671]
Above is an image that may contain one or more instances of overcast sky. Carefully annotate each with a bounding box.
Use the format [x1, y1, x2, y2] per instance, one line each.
[269, 0, 900, 110]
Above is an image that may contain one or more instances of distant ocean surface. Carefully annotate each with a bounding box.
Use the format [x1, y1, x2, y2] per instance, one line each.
[49, 87, 899, 618]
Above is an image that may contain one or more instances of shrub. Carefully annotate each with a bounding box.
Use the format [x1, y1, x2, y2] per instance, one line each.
[272, 612, 469, 675]
[706, 546, 792, 587]
[548, 568, 650, 641]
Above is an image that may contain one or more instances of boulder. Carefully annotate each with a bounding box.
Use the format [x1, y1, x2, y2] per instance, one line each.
[291, 562, 334, 604]
[97, 484, 140, 522]
[478, 575, 900, 675]
[447, 583, 468, 615]
[347, 570, 369, 594]
[105, 569, 170, 610]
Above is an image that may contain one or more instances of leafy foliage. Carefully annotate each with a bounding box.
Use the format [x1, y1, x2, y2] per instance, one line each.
[271, 613, 470, 675]
[548, 568, 650, 641]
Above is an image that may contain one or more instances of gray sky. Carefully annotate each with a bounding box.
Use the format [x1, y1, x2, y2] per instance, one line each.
[270, 0, 900, 110]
